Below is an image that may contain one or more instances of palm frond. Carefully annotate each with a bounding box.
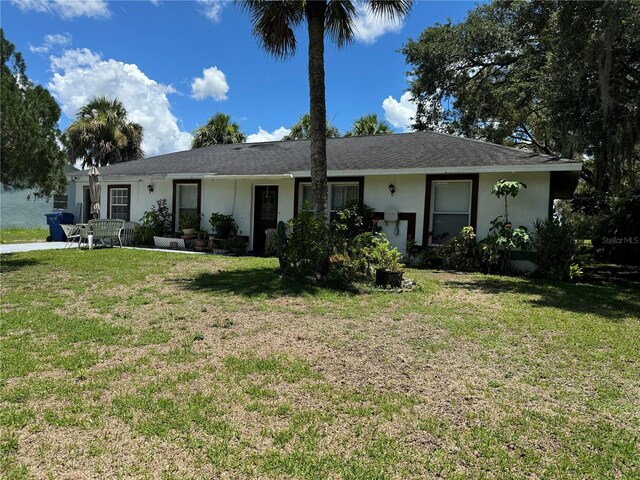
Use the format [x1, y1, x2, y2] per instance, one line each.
[240, 0, 305, 58]
[367, 0, 413, 19]
[325, 0, 357, 47]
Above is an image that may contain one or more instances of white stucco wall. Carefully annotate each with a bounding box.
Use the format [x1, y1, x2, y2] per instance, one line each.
[363, 174, 425, 253]
[73, 177, 294, 250]
[71, 170, 551, 257]
[476, 171, 550, 239]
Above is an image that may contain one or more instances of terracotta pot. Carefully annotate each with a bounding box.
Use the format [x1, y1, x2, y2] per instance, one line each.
[183, 228, 196, 236]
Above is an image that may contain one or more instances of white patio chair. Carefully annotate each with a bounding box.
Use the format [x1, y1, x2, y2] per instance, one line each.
[60, 224, 81, 248]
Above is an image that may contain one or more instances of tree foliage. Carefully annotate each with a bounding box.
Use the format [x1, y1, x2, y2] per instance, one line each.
[281, 113, 339, 140]
[0, 29, 66, 198]
[191, 113, 246, 148]
[64, 96, 144, 169]
[402, 0, 640, 193]
[345, 114, 392, 137]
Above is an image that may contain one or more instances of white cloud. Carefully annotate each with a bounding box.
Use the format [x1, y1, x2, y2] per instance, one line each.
[11, 0, 111, 19]
[29, 32, 72, 54]
[196, 0, 228, 23]
[246, 126, 290, 143]
[353, 3, 405, 44]
[382, 92, 416, 131]
[191, 66, 229, 101]
[50, 48, 102, 70]
[48, 48, 192, 157]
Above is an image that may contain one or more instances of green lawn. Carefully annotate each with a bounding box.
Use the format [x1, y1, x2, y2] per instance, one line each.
[1, 249, 638, 479]
[0, 228, 49, 244]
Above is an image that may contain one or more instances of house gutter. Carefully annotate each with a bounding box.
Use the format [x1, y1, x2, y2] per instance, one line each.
[290, 163, 583, 177]
[68, 173, 295, 181]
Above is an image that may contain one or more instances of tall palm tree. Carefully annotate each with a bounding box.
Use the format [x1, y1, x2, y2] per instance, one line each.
[345, 113, 392, 136]
[282, 113, 340, 140]
[191, 113, 246, 148]
[242, 0, 413, 218]
[65, 96, 143, 168]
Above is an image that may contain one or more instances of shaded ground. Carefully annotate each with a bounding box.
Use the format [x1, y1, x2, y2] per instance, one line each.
[1, 250, 639, 479]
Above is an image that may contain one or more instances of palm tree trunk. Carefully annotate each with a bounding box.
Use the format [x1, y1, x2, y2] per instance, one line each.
[306, 0, 328, 219]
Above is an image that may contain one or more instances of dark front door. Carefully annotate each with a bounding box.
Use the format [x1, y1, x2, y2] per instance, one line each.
[83, 186, 91, 222]
[253, 185, 278, 254]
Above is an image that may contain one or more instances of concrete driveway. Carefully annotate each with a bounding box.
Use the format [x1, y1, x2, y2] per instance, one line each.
[0, 242, 68, 254]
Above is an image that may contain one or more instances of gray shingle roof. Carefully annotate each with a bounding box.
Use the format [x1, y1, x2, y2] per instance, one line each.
[83, 131, 580, 177]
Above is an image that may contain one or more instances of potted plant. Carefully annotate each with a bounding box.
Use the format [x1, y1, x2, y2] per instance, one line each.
[179, 213, 201, 237]
[194, 229, 209, 248]
[209, 212, 237, 239]
[366, 234, 405, 287]
[226, 236, 247, 256]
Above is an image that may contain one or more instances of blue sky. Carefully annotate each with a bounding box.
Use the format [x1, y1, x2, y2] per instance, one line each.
[3, 0, 477, 157]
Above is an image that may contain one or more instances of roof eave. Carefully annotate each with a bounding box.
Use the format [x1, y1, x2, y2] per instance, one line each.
[292, 162, 583, 177]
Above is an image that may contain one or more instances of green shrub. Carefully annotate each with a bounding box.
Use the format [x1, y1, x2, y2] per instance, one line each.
[441, 226, 481, 271]
[532, 217, 576, 280]
[283, 203, 329, 280]
[362, 233, 404, 272]
[209, 212, 237, 239]
[133, 199, 172, 245]
[331, 202, 377, 246]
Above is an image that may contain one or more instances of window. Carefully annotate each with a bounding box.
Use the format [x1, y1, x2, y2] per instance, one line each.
[330, 184, 359, 211]
[297, 182, 360, 213]
[53, 194, 67, 210]
[108, 186, 130, 221]
[301, 184, 312, 207]
[429, 180, 472, 244]
[173, 181, 201, 230]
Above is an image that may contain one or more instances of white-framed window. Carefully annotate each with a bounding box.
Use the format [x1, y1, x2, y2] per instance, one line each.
[429, 180, 472, 244]
[108, 186, 130, 221]
[53, 194, 68, 210]
[298, 182, 360, 213]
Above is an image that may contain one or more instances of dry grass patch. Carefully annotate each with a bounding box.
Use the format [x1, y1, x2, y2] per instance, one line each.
[1, 249, 639, 479]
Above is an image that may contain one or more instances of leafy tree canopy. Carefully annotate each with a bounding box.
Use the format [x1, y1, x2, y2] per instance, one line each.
[64, 96, 144, 169]
[0, 29, 66, 198]
[282, 113, 340, 141]
[191, 113, 246, 148]
[345, 114, 392, 137]
[402, 0, 640, 193]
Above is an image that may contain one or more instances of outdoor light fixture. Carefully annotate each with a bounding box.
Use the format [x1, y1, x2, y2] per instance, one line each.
[147, 184, 154, 193]
[388, 184, 396, 196]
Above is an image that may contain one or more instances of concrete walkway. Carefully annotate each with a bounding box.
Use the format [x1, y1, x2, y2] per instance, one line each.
[0, 243, 216, 255]
[0, 242, 68, 254]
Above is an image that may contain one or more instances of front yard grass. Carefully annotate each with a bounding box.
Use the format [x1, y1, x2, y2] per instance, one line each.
[1, 249, 638, 479]
[0, 228, 49, 244]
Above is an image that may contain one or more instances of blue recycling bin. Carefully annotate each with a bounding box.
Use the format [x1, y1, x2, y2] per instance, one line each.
[45, 212, 75, 242]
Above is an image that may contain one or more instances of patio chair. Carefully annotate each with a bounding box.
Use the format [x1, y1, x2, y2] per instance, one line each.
[60, 224, 81, 248]
[119, 222, 138, 246]
[86, 219, 126, 248]
[76, 224, 89, 249]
